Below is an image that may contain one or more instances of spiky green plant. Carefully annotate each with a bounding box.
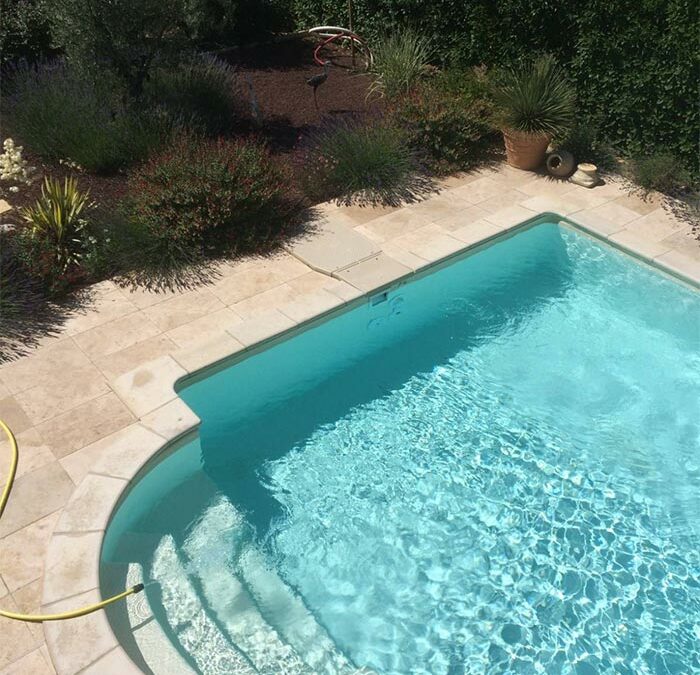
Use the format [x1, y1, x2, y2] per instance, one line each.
[369, 29, 432, 100]
[19, 176, 94, 282]
[493, 55, 575, 137]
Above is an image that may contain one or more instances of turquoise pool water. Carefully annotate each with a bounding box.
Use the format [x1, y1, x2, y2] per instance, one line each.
[102, 222, 700, 675]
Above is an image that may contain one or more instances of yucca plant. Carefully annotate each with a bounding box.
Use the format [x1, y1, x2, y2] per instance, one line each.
[492, 55, 575, 170]
[18, 176, 95, 291]
[368, 29, 432, 100]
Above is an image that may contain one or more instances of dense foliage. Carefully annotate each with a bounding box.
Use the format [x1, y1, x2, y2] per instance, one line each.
[388, 71, 495, 174]
[368, 29, 432, 99]
[4, 63, 173, 173]
[122, 134, 304, 275]
[631, 153, 692, 195]
[0, 0, 54, 66]
[291, 0, 698, 172]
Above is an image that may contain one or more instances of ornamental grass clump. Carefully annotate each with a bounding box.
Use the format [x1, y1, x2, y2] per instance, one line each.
[304, 119, 432, 206]
[369, 29, 432, 100]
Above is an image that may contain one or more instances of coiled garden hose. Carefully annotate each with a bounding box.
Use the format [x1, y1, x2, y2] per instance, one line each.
[0, 418, 144, 623]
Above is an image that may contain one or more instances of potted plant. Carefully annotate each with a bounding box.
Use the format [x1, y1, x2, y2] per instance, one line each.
[493, 55, 575, 170]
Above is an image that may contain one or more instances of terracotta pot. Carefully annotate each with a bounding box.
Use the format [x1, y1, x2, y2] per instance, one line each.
[502, 130, 551, 170]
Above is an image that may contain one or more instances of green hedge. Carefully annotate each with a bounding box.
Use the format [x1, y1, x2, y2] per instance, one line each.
[291, 0, 698, 171]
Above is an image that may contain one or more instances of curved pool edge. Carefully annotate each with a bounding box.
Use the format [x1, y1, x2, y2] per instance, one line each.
[39, 211, 700, 675]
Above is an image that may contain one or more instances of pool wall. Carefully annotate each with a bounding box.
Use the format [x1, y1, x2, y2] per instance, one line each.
[40, 211, 699, 675]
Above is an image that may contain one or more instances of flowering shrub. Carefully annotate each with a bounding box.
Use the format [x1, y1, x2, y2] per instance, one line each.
[0, 138, 35, 191]
[122, 134, 305, 276]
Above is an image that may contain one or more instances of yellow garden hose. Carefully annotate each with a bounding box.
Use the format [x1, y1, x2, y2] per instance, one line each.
[0, 418, 143, 622]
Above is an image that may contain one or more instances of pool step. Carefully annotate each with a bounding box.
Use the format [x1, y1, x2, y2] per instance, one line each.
[125, 562, 195, 675]
[236, 546, 355, 675]
[182, 499, 312, 674]
[151, 535, 257, 675]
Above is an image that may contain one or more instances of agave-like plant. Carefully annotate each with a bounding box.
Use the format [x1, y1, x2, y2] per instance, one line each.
[368, 29, 433, 100]
[493, 55, 575, 137]
[19, 176, 94, 273]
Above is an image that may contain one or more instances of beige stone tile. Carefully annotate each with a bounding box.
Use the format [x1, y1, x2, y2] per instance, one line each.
[517, 176, 573, 198]
[654, 250, 700, 283]
[0, 398, 32, 437]
[14, 365, 109, 425]
[10, 579, 44, 642]
[230, 284, 297, 320]
[43, 588, 118, 674]
[450, 219, 504, 247]
[390, 224, 465, 262]
[285, 216, 380, 274]
[334, 254, 412, 292]
[431, 205, 490, 232]
[118, 284, 182, 310]
[519, 192, 608, 216]
[0, 575, 6, 596]
[55, 474, 127, 534]
[568, 210, 626, 238]
[0, 339, 90, 395]
[59, 423, 165, 485]
[380, 241, 429, 270]
[335, 202, 399, 225]
[43, 531, 102, 604]
[0, 428, 53, 479]
[210, 254, 309, 305]
[34, 392, 134, 460]
[483, 205, 538, 229]
[584, 201, 642, 227]
[110, 356, 185, 417]
[40, 646, 56, 674]
[406, 192, 473, 221]
[73, 311, 162, 359]
[141, 399, 199, 441]
[93, 334, 177, 380]
[450, 176, 504, 204]
[474, 189, 529, 212]
[0, 512, 60, 592]
[0, 379, 10, 400]
[61, 290, 138, 337]
[227, 309, 297, 347]
[143, 289, 225, 332]
[165, 308, 241, 349]
[0, 646, 53, 674]
[172, 332, 244, 374]
[357, 209, 433, 243]
[81, 648, 142, 674]
[279, 289, 346, 323]
[287, 271, 363, 302]
[0, 594, 43, 670]
[608, 230, 673, 261]
[612, 192, 663, 215]
[660, 227, 700, 261]
[0, 463, 73, 538]
[628, 208, 690, 242]
[435, 171, 482, 189]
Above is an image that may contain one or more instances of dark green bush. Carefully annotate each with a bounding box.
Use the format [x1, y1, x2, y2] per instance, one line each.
[121, 133, 304, 278]
[303, 119, 430, 206]
[631, 153, 692, 195]
[144, 57, 243, 136]
[0, 0, 54, 67]
[4, 63, 173, 174]
[389, 70, 495, 174]
[558, 120, 616, 170]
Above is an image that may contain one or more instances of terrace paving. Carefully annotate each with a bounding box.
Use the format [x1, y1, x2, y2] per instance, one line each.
[0, 163, 698, 673]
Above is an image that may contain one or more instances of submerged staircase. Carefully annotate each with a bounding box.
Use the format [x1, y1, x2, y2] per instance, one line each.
[118, 496, 363, 674]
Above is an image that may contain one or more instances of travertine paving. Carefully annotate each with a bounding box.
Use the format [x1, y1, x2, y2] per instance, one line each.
[0, 163, 698, 673]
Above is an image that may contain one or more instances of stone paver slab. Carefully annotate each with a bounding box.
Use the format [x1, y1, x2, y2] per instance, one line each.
[73, 311, 161, 359]
[43, 531, 103, 605]
[227, 309, 296, 347]
[172, 333, 244, 374]
[654, 250, 700, 283]
[285, 216, 380, 274]
[141, 399, 199, 441]
[334, 254, 412, 292]
[0, 593, 42, 670]
[55, 474, 127, 534]
[608, 229, 673, 261]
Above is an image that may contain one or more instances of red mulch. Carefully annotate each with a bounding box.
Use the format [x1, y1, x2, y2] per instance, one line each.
[3, 35, 377, 220]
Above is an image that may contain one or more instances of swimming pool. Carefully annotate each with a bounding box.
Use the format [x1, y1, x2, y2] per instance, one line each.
[101, 221, 700, 674]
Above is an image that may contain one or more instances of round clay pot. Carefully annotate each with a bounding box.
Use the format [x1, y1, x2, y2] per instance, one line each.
[546, 150, 575, 177]
[502, 130, 551, 170]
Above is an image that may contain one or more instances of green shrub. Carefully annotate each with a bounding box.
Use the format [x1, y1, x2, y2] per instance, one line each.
[631, 153, 692, 195]
[0, 0, 53, 67]
[16, 176, 98, 293]
[121, 134, 304, 278]
[558, 120, 616, 170]
[389, 70, 495, 174]
[492, 55, 575, 137]
[4, 63, 173, 174]
[144, 57, 243, 136]
[369, 29, 432, 99]
[303, 119, 429, 206]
